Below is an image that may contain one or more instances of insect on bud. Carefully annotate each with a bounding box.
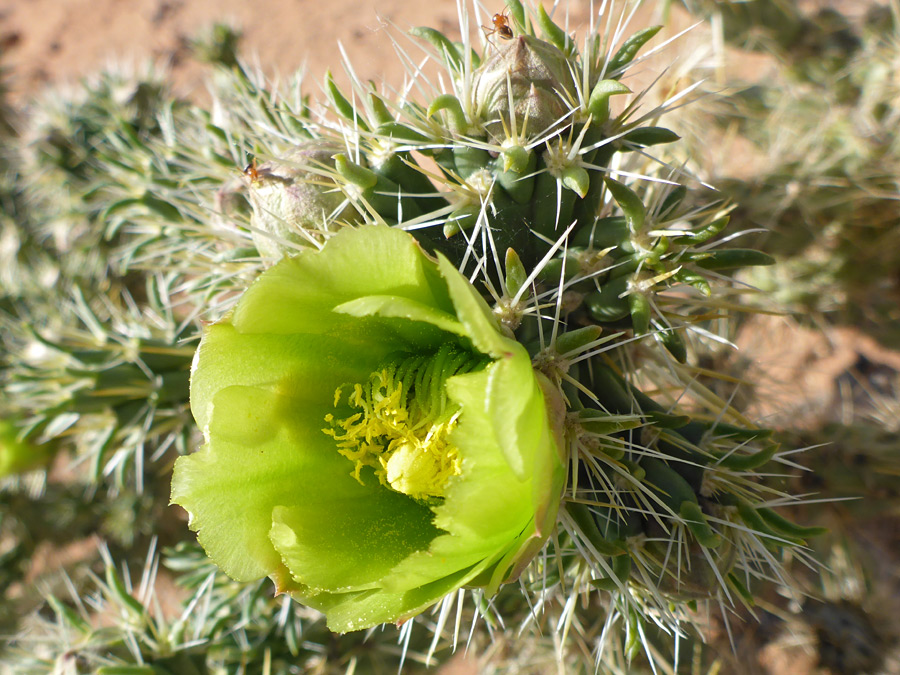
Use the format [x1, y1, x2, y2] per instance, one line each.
[245, 140, 357, 260]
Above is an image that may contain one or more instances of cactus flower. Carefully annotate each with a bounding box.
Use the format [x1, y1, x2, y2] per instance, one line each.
[171, 225, 566, 632]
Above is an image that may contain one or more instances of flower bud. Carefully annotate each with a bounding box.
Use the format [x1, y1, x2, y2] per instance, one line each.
[473, 35, 576, 140]
[245, 141, 356, 260]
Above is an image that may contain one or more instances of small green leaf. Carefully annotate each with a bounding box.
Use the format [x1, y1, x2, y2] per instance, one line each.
[368, 91, 394, 126]
[577, 410, 642, 435]
[672, 215, 730, 244]
[325, 71, 370, 132]
[428, 94, 468, 134]
[728, 573, 756, 605]
[619, 126, 680, 148]
[105, 567, 146, 619]
[658, 328, 688, 363]
[607, 26, 662, 75]
[377, 122, 432, 145]
[713, 442, 778, 470]
[501, 145, 530, 173]
[47, 596, 91, 635]
[673, 269, 712, 297]
[736, 499, 804, 547]
[640, 457, 697, 511]
[605, 178, 646, 233]
[140, 192, 183, 222]
[555, 326, 603, 356]
[561, 165, 590, 198]
[679, 501, 722, 548]
[333, 154, 378, 189]
[410, 27, 464, 71]
[536, 4, 574, 55]
[758, 507, 827, 538]
[566, 502, 628, 556]
[586, 276, 631, 323]
[496, 148, 537, 203]
[646, 409, 691, 428]
[692, 249, 776, 270]
[504, 0, 527, 34]
[504, 248, 528, 297]
[587, 79, 631, 124]
[628, 293, 651, 334]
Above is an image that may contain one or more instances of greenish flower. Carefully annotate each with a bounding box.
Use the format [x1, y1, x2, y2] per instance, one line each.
[171, 226, 566, 632]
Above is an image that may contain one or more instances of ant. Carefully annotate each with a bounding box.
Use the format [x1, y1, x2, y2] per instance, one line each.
[242, 157, 261, 183]
[484, 8, 514, 44]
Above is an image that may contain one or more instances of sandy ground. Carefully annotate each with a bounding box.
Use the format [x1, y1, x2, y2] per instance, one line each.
[0, 0, 478, 102]
[0, 0, 542, 99]
[0, 0, 870, 103]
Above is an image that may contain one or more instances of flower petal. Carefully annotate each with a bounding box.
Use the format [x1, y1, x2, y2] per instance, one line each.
[440, 366, 536, 538]
[300, 561, 490, 633]
[334, 295, 466, 337]
[268, 487, 438, 593]
[231, 226, 454, 343]
[174, 384, 357, 580]
[190, 323, 392, 434]
[436, 253, 510, 357]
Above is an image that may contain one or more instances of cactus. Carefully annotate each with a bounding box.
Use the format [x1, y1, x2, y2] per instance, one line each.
[0, 2, 829, 671]
[155, 0, 815, 659]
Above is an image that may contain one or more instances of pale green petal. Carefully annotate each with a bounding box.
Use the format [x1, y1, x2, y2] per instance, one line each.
[484, 348, 544, 480]
[268, 487, 437, 593]
[190, 323, 391, 433]
[334, 295, 466, 337]
[439, 366, 534, 538]
[379, 530, 508, 594]
[302, 558, 493, 633]
[173, 385, 364, 581]
[232, 227, 453, 344]
[436, 253, 509, 357]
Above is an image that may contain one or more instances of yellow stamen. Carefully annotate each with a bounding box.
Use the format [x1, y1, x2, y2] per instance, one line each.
[323, 363, 464, 501]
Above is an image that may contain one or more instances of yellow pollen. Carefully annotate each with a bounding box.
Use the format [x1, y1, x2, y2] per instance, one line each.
[323, 367, 462, 500]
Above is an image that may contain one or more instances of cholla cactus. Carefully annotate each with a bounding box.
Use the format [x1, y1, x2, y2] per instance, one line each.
[162, 0, 818, 662]
[2, 0, 827, 671]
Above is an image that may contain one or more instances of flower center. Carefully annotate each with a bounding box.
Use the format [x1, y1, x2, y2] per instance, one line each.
[323, 345, 487, 501]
